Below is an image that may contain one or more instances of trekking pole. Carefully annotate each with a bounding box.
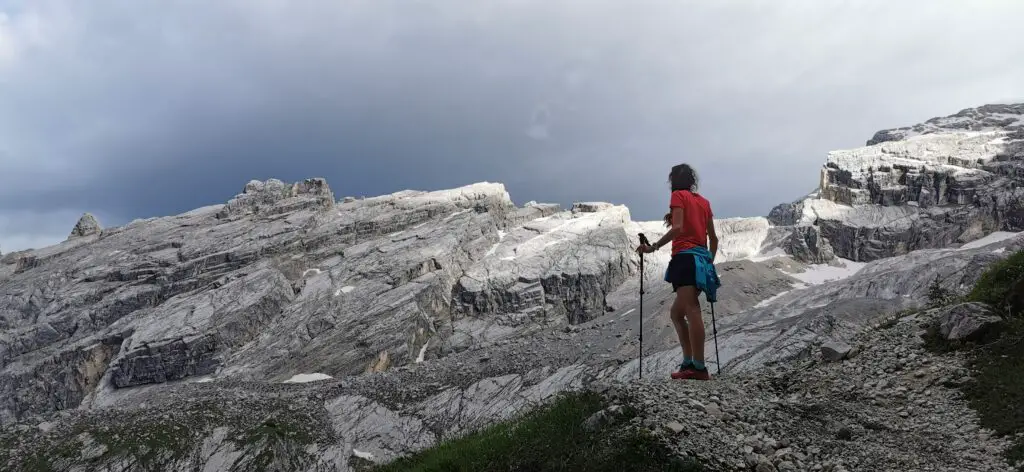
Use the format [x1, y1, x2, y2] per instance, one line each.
[638, 233, 650, 380]
[710, 300, 720, 375]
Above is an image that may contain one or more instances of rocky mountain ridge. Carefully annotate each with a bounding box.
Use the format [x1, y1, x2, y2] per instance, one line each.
[1, 102, 1023, 471]
[769, 103, 1024, 262]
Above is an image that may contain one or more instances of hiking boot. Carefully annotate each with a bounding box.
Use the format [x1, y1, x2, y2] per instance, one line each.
[679, 367, 711, 381]
[670, 363, 694, 379]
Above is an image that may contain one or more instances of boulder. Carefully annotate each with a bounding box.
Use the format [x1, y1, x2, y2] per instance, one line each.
[936, 302, 1005, 343]
[821, 340, 853, 362]
[582, 405, 624, 432]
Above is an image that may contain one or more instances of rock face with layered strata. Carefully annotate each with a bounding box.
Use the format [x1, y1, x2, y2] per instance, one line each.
[0, 177, 661, 427]
[768, 103, 1024, 262]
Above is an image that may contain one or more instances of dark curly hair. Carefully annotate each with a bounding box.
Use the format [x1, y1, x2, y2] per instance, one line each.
[669, 163, 698, 192]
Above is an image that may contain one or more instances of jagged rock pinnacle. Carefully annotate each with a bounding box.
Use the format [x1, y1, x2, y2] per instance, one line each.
[68, 213, 102, 239]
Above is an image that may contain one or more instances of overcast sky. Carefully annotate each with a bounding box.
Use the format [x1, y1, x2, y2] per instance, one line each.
[2, 1, 1023, 252]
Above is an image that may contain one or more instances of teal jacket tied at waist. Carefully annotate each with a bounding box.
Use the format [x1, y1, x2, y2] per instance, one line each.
[665, 246, 721, 303]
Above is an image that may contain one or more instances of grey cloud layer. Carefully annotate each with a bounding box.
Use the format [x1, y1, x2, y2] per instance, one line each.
[2, 0, 1024, 251]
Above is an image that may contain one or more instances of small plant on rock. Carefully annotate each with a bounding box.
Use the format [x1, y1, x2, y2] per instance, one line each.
[926, 275, 958, 309]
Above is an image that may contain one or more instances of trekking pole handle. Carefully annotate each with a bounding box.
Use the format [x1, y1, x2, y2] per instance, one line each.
[638, 233, 651, 247]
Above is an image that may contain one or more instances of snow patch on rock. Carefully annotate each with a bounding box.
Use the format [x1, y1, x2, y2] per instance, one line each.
[752, 283, 809, 308]
[960, 231, 1022, 250]
[785, 259, 867, 285]
[282, 373, 333, 383]
[415, 343, 429, 364]
[352, 449, 374, 460]
[334, 286, 355, 296]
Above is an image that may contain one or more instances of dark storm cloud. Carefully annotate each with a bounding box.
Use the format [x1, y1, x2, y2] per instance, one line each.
[2, 1, 1024, 250]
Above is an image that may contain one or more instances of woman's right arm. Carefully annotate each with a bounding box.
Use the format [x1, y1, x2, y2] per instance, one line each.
[652, 207, 684, 250]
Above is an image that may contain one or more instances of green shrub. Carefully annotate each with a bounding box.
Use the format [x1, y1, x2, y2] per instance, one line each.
[372, 391, 701, 472]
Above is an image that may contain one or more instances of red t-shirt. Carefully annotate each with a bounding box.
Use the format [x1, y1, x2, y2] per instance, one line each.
[669, 190, 713, 254]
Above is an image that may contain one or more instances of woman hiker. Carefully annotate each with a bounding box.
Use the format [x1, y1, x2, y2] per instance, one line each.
[637, 163, 720, 380]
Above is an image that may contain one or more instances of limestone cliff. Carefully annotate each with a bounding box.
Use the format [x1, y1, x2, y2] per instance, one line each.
[769, 103, 1024, 262]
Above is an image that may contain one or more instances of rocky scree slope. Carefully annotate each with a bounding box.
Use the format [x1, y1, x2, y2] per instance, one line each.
[613, 302, 1014, 472]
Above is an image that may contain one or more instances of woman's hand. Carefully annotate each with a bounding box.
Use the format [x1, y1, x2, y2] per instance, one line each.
[636, 244, 656, 254]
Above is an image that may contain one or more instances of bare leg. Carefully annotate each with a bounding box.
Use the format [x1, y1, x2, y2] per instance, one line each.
[679, 286, 706, 363]
[669, 289, 692, 359]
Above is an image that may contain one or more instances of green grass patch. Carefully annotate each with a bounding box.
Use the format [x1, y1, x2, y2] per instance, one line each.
[372, 391, 701, 472]
[967, 249, 1024, 311]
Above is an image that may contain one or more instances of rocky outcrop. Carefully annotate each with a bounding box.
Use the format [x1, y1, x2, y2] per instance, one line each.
[768, 103, 1024, 262]
[451, 204, 633, 326]
[217, 177, 336, 218]
[766, 225, 836, 264]
[767, 198, 806, 227]
[68, 213, 102, 239]
[934, 302, 1005, 343]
